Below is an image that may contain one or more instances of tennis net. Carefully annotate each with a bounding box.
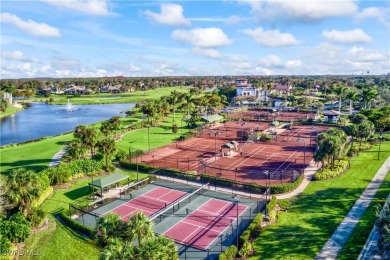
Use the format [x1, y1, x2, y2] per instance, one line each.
[149, 183, 209, 221]
[176, 144, 213, 153]
[129, 194, 167, 209]
[241, 152, 286, 162]
[186, 208, 235, 226]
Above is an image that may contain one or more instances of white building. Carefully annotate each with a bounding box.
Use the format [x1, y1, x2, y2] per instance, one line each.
[235, 78, 268, 101]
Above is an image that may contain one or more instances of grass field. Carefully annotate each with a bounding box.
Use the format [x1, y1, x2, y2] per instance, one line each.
[0, 106, 24, 118]
[117, 111, 193, 152]
[0, 134, 73, 174]
[249, 141, 390, 260]
[337, 171, 390, 259]
[20, 216, 99, 260]
[28, 86, 190, 105]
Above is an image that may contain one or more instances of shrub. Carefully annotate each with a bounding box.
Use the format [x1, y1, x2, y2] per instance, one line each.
[119, 161, 157, 173]
[271, 173, 304, 194]
[314, 160, 349, 180]
[172, 123, 178, 134]
[107, 163, 116, 173]
[239, 241, 253, 257]
[33, 186, 53, 207]
[219, 245, 237, 260]
[27, 208, 46, 227]
[58, 212, 95, 238]
[239, 229, 251, 245]
[115, 148, 127, 161]
[266, 196, 278, 213]
[0, 213, 31, 243]
[252, 213, 263, 227]
[268, 210, 277, 222]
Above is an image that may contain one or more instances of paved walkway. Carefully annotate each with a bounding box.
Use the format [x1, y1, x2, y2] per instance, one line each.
[316, 156, 390, 260]
[49, 146, 68, 167]
[276, 159, 319, 199]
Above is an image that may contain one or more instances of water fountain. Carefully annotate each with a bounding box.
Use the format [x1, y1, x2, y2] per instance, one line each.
[66, 99, 74, 112]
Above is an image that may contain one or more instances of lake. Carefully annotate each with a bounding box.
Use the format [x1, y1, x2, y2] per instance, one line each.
[0, 102, 135, 146]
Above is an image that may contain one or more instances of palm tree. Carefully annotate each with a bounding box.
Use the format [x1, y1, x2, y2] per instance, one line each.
[97, 138, 116, 170]
[168, 90, 182, 122]
[335, 85, 348, 115]
[0, 175, 8, 216]
[100, 239, 135, 260]
[68, 140, 86, 160]
[84, 128, 100, 157]
[95, 213, 125, 247]
[345, 90, 359, 115]
[6, 168, 42, 216]
[109, 116, 121, 138]
[361, 88, 378, 108]
[128, 212, 154, 245]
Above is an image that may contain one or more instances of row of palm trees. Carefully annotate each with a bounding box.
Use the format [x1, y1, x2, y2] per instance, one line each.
[336, 85, 379, 115]
[97, 212, 177, 260]
[138, 88, 224, 126]
[68, 117, 121, 169]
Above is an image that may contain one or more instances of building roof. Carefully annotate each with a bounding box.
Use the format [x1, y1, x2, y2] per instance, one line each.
[274, 83, 291, 91]
[89, 172, 129, 188]
[201, 114, 224, 122]
[323, 110, 340, 116]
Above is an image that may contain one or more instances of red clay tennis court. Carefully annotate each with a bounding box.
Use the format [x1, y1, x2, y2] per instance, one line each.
[108, 187, 186, 221]
[164, 198, 248, 250]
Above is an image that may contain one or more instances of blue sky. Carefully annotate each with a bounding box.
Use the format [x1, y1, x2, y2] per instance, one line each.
[1, 0, 389, 78]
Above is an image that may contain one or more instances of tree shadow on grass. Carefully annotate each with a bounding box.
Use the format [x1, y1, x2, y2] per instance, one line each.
[0, 159, 51, 174]
[252, 187, 367, 259]
[64, 186, 91, 200]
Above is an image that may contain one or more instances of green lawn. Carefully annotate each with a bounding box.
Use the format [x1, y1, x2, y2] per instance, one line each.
[118, 112, 193, 152]
[338, 171, 390, 259]
[0, 106, 24, 118]
[250, 141, 390, 260]
[20, 216, 99, 260]
[28, 86, 190, 105]
[0, 134, 73, 174]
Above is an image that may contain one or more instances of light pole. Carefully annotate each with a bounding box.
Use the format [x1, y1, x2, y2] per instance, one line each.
[232, 194, 240, 248]
[378, 132, 383, 160]
[296, 137, 306, 165]
[211, 131, 223, 162]
[147, 126, 151, 152]
[135, 150, 139, 181]
[264, 170, 269, 217]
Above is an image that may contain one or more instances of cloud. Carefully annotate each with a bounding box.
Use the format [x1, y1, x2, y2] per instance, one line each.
[322, 29, 372, 44]
[41, 0, 112, 16]
[225, 15, 252, 24]
[142, 3, 190, 26]
[172, 27, 232, 48]
[1, 50, 40, 62]
[238, 0, 357, 22]
[242, 27, 299, 47]
[258, 55, 283, 68]
[285, 59, 302, 68]
[354, 7, 390, 27]
[0, 13, 60, 37]
[348, 47, 386, 62]
[192, 48, 220, 58]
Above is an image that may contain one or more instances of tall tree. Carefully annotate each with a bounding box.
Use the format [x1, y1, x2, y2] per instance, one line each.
[128, 211, 154, 245]
[335, 85, 348, 115]
[345, 89, 359, 115]
[97, 138, 116, 170]
[6, 169, 46, 216]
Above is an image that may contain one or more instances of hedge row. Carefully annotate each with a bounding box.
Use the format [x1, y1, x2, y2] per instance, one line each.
[57, 212, 95, 238]
[32, 186, 53, 207]
[271, 173, 304, 194]
[218, 245, 237, 260]
[159, 169, 198, 181]
[314, 160, 349, 181]
[119, 160, 158, 173]
[41, 159, 103, 185]
[266, 196, 277, 214]
[239, 213, 263, 246]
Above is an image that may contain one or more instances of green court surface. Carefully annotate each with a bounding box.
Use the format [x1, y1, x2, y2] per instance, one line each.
[74, 179, 265, 259]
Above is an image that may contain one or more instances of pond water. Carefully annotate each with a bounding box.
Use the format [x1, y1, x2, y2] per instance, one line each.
[0, 102, 135, 146]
